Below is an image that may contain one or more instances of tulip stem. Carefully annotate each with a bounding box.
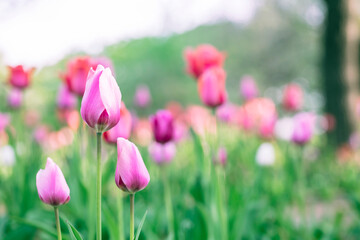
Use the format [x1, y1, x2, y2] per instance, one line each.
[96, 132, 102, 240]
[54, 207, 62, 240]
[162, 170, 175, 240]
[130, 193, 135, 240]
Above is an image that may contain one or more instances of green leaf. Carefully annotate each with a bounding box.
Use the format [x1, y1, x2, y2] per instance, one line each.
[11, 216, 58, 238]
[135, 210, 148, 240]
[66, 220, 84, 240]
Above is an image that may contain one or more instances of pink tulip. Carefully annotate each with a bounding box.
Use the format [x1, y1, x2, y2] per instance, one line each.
[150, 110, 174, 144]
[134, 84, 151, 108]
[184, 44, 225, 78]
[36, 158, 70, 206]
[213, 147, 227, 166]
[62, 57, 92, 96]
[239, 76, 258, 101]
[57, 85, 77, 110]
[103, 102, 132, 144]
[292, 112, 316, 145]
[80, 65, 122, 133]
[115, 138, 150, 193]
[7, 88, 23, 109]
[7, 65, 35, 89]
[216, 103, 237, 123]
[0, 113, 10, 132]
[282, 83, 303, 111]
[148, 142, 176, 165]
[198, 67, 227, 108]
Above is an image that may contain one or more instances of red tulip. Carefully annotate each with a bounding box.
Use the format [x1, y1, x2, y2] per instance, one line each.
[104, 102, 132, 144]
[62, 57, 92, 96]
[198, 67, 227, 108]
[7, 65, 35, 89]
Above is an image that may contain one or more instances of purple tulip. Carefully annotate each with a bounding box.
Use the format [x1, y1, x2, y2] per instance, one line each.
[148, 142, 176, 165]
[115, 138, 150, 193]
[80, 65, 122, 133]
[239, 76, 257, 101]
[292, 112, 316, 145]
[150, 110, 174, 144]
[57, 85, 77, 110]
[36, 158, 70, 206]
[134, 84, 151, 108]
[7, 88, 23, 109]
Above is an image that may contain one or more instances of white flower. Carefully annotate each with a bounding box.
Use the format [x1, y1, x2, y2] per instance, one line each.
[275, 117, 294, 141]
[255, 142, 275, 166]
[0, 145, 16, 166]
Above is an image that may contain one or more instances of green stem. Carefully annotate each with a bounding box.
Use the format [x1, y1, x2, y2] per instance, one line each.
[130, 194, 135, 240]
[162, 170, 175, 240]
[117, 192, 125, 240]
[96, 132, 102, 240]
[54, 207, 62, 240]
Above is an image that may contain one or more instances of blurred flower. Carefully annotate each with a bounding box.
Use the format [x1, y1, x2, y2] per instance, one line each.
[0, 113, 10, 132]
[115, 138, 150, 193]
[216, 103, 237, 124]
[282, 83, 303, 111]
[148, 141, 176, 165]
[0, 145, 16, 167]
[57, 85, 77, 110]
[198, 67, 227, 108]
[185, 105, 216, 136]
[166, 102, 183, 119]
[33, 125, 50, 145]
[24, 110, 40, 127]
[184, 44, 225, 79]
[134, 84, 151, 108]
[292, 112, 316, 145]
[7, 65, 35, 89]
[239, 76, 257, 101]
[349, 132, 360, 150]
[36, 158, 70, 206]
[132, 118, 152, 146]
[275, 117, 294, 141]
[213, 147, 227, 166]
[62, 56, 92, 96]
[337, 144, 354, 162]
[80, 65, 121, 133]
[173, 120, 188, 142]
[91, 57, 115, 74]
[255, 142, 275, 166]
[150, 110, 174, 144]
[7, 88, 23, 109]
[104, 102, 132, 144]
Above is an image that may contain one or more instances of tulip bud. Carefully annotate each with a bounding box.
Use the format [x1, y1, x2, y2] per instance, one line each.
[239, 76, 258, 101]
[213, 147, 227, 166]
[184, 44, 225, 78]
[57, 85, 77, 110]
[103, 102, 132, 144]
[7, 88, 23, 109]
[115, 138, 150, 193]
[282, 83, 303, 111]
[150, 110, 174, 144]
[198, 67, 227, 108]
[134, 84, 151, 108]
[255, 143, 275, 166]
[80, 65, 122, 133]
[148, 142, 176, 165]
[291, 112, 316, 145]
[36, 158, 70, 206]
[7, 65, 35, 89]
[62, 57, 92, 96]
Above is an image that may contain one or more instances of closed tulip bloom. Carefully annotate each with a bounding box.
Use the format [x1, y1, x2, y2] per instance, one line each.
[148, 142, 176, 165]
[198, 67, 227, 108]
[240, 76, 258, 101]
[57, 85, 77, 110]
[8, 65, 35, 89]
[36, 158, 70, 206]
[184, 44, 225, 78]
[62, 57, 92, 96]
[150, 110, 174, 144]
[115, 138, 150, 193]
[80, 64, 122, 133]
[134, 84, 151, 108]
[282, 83, 303, 111]
[7, 88, 23, 109]
[104, 102, 132, 144]
[292, 112, 316, 145]
[255, 143, 275, 166]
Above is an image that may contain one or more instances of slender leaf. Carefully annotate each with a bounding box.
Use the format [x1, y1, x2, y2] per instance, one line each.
[135, 210, 148, 240]
[66, 220, 84, 240]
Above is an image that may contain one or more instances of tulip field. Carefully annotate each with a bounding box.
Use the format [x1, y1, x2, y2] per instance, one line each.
[1, 20, 360, 240]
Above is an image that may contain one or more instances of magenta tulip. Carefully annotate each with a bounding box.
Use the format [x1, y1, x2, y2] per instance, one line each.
[282, 83, 303, 111]
[150, 110, 174, 144]
[239, 76, 258, 101]
[103, 102, 132, 144]
[7, 65, 35, 89]
[134, 84, 151, 108]
[292, 112, 316, 145]
[148, 142, 176, 165]
[80, 64, 122, 133]
[57, 85, 77, 110]
[214, 147, 227, 166]
[36, 158, 70, 206]
[7, 88, 23, 109]
[198, 67, 227, 108]
[115, 138, 150, 193]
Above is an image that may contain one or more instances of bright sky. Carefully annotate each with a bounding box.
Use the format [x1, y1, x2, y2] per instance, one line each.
[0, 0, 259, 68]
